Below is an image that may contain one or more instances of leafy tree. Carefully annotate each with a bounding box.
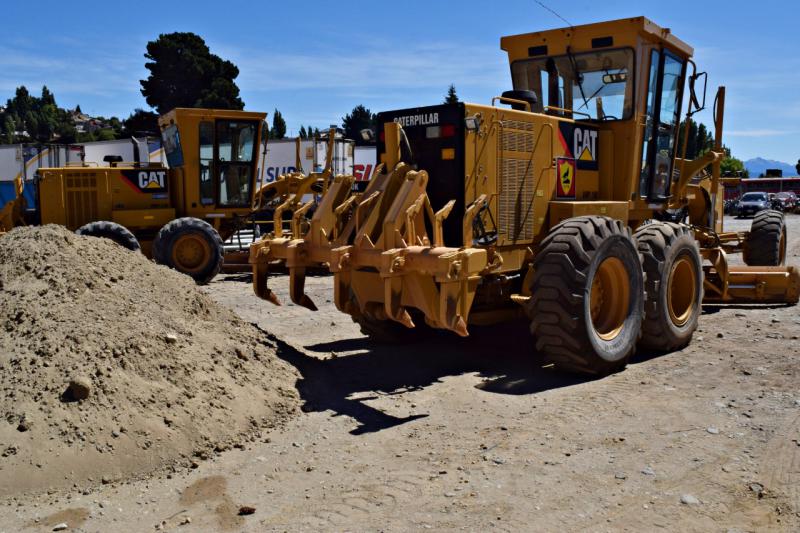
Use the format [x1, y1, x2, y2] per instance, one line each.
[3, 117, 14, 144]
[719, 146, 747, 177]
[123, 109, 159, 136]
[140, 32, 244, 114]
[96, 128, 117, 141]
[678, 118, 714, 160]
[342, 105, 376, 146]
[444, 84, 459, 104]
[1, 85, 65, 143]
[270, 109, 286, 139]
[796, 159, 800, 176]
[299, 125, 307, 139]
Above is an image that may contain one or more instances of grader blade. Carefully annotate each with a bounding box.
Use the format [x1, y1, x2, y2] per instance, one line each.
[701, 248, 800, 304]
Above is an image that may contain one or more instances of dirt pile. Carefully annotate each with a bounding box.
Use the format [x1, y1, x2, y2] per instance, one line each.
[0, 225, 299, 496]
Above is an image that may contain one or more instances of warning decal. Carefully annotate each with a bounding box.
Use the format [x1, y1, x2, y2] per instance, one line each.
[556, 157, 576, 198]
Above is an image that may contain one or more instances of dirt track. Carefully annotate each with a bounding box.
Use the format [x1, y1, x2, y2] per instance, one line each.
[2, 214, 800, 532]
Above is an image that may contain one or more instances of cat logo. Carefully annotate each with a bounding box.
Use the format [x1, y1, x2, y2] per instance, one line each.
[558, 123, 599, 170]
[556, 158, 576, 198]
[574, 128, 598, 164]
[120, 169, 169, 194]
[138, 170, 166, 189]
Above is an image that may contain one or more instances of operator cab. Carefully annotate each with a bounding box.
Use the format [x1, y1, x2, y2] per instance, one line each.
[158, 108, 267, 215]
[502, 17, 700, 204]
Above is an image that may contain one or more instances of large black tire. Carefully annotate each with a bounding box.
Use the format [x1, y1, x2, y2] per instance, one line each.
[743, 210, 786, 266]
[76, 221, 140, 252]
[152, 217, 223, 285]
[635, 222, 703, 352]
[528, 216, 644, 375]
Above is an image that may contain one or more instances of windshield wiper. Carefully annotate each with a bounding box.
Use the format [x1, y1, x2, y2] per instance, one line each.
[566, 46, 589, 112]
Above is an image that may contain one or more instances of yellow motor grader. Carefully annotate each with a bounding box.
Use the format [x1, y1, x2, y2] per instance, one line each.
[0, 107, 338, 284]
[250, 17, 799, 374]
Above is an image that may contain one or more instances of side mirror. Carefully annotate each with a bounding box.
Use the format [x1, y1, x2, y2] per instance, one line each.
[688, 70, 707, 113]
[360, 128, 375, 142]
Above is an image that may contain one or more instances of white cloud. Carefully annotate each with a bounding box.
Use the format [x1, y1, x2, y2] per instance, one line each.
[226, 42, 508, 94]
[726, 129, 797, 138]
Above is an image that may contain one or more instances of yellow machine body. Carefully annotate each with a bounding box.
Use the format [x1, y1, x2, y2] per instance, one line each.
[19, 108, 266, 257]
[249, 18, 798, 372]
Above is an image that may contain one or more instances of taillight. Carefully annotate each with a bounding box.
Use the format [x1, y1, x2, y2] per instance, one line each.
[425, 124, 456, 138]
[379, 131, 385, 142]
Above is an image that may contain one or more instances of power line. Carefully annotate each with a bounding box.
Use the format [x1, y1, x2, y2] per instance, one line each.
[533, 0, 574, 29]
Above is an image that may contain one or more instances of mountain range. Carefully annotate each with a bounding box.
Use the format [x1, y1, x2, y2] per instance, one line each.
[744, 158, 798, 178]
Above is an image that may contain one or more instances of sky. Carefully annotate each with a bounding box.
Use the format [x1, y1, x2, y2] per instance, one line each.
[2, 0, 798, 163]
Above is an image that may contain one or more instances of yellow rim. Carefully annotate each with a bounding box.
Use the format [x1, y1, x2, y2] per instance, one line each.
[667, 255, 697, 327]
[171, 234, 211, 274]
[590, 256, 630, 341]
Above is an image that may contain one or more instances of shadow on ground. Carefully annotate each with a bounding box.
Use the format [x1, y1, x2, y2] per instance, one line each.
[254, 319, 670, 435]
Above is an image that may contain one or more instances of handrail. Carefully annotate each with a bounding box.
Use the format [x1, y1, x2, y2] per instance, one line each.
[492, 96, 531, 112]
[543, 106, 592, 120]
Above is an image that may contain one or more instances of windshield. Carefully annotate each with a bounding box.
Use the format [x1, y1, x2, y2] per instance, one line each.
[741, 192, 768, 201]
[510, 48, 634, 121]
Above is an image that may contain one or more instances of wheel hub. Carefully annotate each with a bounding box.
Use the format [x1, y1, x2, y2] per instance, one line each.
[590, 256, 630, 341]
[171, 234, 211, 273]
[667, 254, 697, 327]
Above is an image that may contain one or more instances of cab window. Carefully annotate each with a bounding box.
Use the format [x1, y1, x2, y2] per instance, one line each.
[511, 48, 635, 121]
[638, 49, 686, 200]
[216, 121, 257, 207]
[199, 122, 214, 205]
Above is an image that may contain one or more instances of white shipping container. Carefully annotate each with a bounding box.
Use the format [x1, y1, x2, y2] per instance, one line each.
[353, 146, 377, 190]
[261, 137, 356, 184]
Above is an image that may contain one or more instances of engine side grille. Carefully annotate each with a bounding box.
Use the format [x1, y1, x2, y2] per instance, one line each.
[498, 121, 536, 242]
[498, 158, 535, 241]
[64, 173, 98, 229]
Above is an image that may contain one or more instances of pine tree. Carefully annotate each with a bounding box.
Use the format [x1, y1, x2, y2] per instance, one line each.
[299, 125, 307, 139]
[140, 32, 244, 113]
[40, 86, 55, 106]
[342, 105, 376, 146]
[270, 109, 286, 139]
[444, 84, 459, 104]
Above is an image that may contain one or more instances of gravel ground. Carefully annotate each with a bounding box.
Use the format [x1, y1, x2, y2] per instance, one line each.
[1, 214, 799, 532]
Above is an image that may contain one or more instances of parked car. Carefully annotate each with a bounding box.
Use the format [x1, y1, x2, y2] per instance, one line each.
[774, 191, 798, 212]
[737, 191, 771, 217]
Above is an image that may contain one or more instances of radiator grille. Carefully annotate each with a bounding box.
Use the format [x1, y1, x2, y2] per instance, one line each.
[498, 119, 537, 242]
[498, 158, 535, 241]
[64, 173, 98, 228]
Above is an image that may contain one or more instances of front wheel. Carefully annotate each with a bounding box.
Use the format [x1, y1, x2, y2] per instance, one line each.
[152, 217, 224, 284]
[528, 216, 644, 375]
[744, 210, 786, 266]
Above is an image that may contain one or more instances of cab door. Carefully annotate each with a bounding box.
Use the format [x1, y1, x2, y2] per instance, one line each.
[639, 49, 686, 201]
